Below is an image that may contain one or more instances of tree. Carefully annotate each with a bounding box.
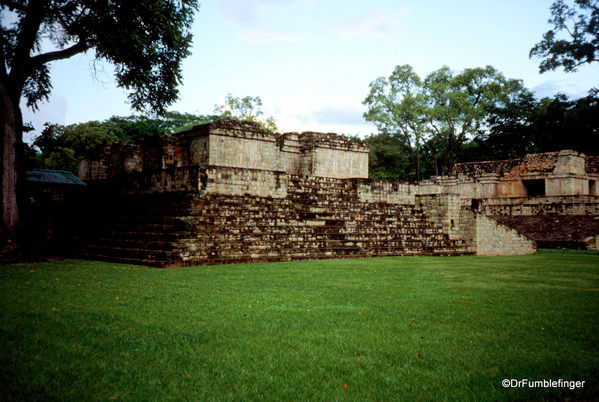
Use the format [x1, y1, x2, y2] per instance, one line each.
[214, 94, 279, 132]
[475, 90, 538, 161]
[528, 88, 599, 154]
[422, 65, 528, 175]
[463, 87, 599, 161]
[530, 0, 599, 73]
[363, 65, 426, 181]
[0, 0, 198, 239]
[161, 111, 215, 133]
[364, 65, 530, 178]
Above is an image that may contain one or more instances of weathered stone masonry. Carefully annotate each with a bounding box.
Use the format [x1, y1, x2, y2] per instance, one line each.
[422, 150, 599, 249]
[79, 119, 536, 267]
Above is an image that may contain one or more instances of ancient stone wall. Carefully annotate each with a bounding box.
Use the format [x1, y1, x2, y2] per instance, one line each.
[80, 167, 540, 266]
[74, 119, 596, 263]
[478, 195, 599, 216]
[458, 211, 537, 256]
[586, 156, 599, 175]
[587, 235, 599, 251]
[80, 179, 474, 267]
[79, 119, 370, 182]
[200, 166, 288, 198]
[416, 194, 461, 241]
[354, 179, 417, 204]
[295, 132, 369, 178]
[452, 152, 562, 178]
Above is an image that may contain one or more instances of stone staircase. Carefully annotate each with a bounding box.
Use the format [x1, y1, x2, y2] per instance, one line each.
[79, 194, 196, 267]
[79, 180, 472, 267]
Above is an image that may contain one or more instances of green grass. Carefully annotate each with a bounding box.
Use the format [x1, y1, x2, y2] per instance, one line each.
[1, 253, 598, 401]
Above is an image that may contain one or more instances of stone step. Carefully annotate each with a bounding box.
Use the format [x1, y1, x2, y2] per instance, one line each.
[178, 246, 472, 263]
[84, 236, 183, 250]
[80, 243, 181, 262]
[77, 251, 170, 268]
[79, 190, 473, 267]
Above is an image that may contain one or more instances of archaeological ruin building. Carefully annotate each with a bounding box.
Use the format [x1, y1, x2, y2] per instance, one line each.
[73, 119, 599, 267]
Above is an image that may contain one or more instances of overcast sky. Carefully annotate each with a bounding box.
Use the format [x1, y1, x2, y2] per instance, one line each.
[21, 0, 599, 144]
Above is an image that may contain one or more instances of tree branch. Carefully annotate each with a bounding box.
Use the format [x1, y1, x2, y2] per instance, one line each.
[1, 1, 27, 12]
[29, 40, 89, 66]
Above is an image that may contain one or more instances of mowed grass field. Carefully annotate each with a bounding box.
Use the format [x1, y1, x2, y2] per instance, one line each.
[1, 250, 598, 401]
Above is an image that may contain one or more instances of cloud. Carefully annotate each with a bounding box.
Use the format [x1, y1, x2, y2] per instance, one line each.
[333, 9, 409, 38]
[213, 0, 315, 42]
[312, 105, 367, 126]
[532, 81, 589, 100]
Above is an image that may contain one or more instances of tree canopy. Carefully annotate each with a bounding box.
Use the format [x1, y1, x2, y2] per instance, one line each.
[360, 86, 599, 181]
[214, 94, 279, 132]
[530, 0, 599, 73]
[28, 98, 281, 173]
[363, 64, 530, 178]
[363, 65, 425, 181]
[0, 0, 199, 239]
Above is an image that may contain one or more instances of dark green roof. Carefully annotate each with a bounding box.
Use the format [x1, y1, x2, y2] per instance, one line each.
[26, 170, 86, 186]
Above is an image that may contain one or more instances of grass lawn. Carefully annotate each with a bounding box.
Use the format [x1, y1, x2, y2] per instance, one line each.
[1, 250, 598, 401]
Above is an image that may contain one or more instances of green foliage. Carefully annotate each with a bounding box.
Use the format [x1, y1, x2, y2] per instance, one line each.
[61, 121, 121, 159]
[32, 123, 88, 173]
[163, 111, 216, 133]
[363, 65, 425, 181]
[23, 143, 43, 171]
[106, 111, 216, 135]
[32, 124, 65, 155]
[464, 88, 599, 162]
[529, 88, 599, 154]
[356, 133, 413, 180]
[1, 0, 199, 236]
[423, 65, 530, 175]
[530, 0, 599, 73]
[32, 121, 120, 171]
[214, 94, 279, 132]
[43, 147, 78, 173]
[364, 65, 530, 178]
[2, 0, 199, 115]
[1, 256, 598, 401]
[473, 90, 539, 161]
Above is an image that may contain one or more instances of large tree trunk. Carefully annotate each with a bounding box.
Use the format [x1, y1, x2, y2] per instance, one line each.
[0, 85, 21, 239]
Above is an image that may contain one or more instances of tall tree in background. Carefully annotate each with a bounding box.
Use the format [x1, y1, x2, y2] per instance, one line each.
[530, 0, 599, 73]
[214, 94, 279, 132]
[476, 90, 538, 161]
[0, 0, 198, 240]
[364, 64, 529, 178]
[363, 65, 426, 181]
[423, 66, 530, 175]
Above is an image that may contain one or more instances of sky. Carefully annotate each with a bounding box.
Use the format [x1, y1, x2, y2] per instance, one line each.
[20, 0, 599, 144]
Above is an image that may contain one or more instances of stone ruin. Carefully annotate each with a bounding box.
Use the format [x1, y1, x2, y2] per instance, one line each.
[75, 119, 597, 267]
[444, 150, 599, 249]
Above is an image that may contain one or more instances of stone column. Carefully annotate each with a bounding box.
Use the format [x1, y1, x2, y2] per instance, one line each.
[480, 173, 500, 198]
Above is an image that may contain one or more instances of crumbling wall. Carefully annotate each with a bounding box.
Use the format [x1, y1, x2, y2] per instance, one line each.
[78, 119, 369, 183]
[586, 235, 599, 250]
[479, 195, 599, 216]
[200, 166, 288, 198]
[81, 177, 473, 267]
[586, 156, 599, 175]
[451, 151, 559, 178]
[123, 166, 200, 194]
[453, 159, 522, 177]
[416, 194, 461, 241]
[78, 146, 111, 180]
[354, 179, 417, 204]
[295, 132, 369, 178]
[458, 210, 536, 256]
